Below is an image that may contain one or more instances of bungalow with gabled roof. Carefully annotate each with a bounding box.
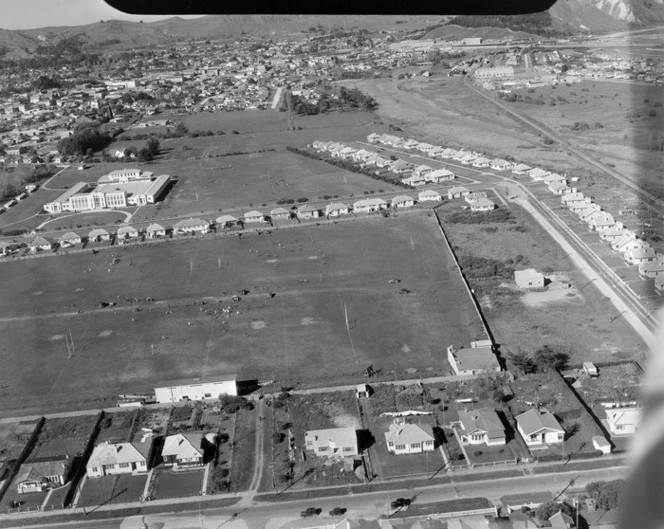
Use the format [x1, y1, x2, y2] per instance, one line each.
[244, 210, 265, 223]
[448, 186, 470, 199]
[543, 173, 566, 185]
[638, 260, 664, 278]
[447, 341, 500, 376]
[270, 207, 291, 221]
[216, 215, 239, 228]
[470, 198, 496, 212]
[297, 204, 320, 219]
[528, 167, 550, 181]
[511, 164, 531, 175]
[465, 191, 488, 203]
[403, 139, 420, 150]
[426, 168, 455, 182]
[116, 225, 139, 240]
[490, 159, 510, 171]
[516, 409, 564, 446]
[588, 214, 615, 232]
[612, 236, 647, 254]
[391, 195, 415, 209]
[146, 223, 167, 238]
[352, 149, 373, 162]
[604, 407, 641, 436]
[429, 146, 445, 157]
[548, 181, 570, 195]
[600, 223, 626, 242]
[162, 433, 210, 468]
[325, 203, 350, 217]
[15, 458, 73, 494]
[86, 440, 153, 477]
[58, 231, 82, 247]
[459, 152, 477, 165]
[457, 408, 506, 446]
[367, 133, 381, 143]
[384, 422, 435, 454]
[88, 228, 111, 242]
[305, 427, 358, 457]
[418, 189, 442, 202]
[414, 164, 433, 176]
[471, 157, 491, 168]
[390, 159, 413, 174]
[353, 198, 387, 213]
[578, 206, 604, 223]
[568, 199, 593, 213]
[624, 245, 657, 265]
[173, 218, 210, 235]
[401, 174, 427, 187]
[29, 236, 52, 252]
[440, 148, 457, 159]
[561, 192, 585, 206]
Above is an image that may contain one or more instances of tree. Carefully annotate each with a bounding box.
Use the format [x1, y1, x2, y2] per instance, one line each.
[586, 480, 625, 510]
[173, 121, 189, 137]
[533, 345, 569, 372]
[535, 501, 575, 522]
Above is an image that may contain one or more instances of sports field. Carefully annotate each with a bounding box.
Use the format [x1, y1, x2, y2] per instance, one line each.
[0, 212, 483, 413]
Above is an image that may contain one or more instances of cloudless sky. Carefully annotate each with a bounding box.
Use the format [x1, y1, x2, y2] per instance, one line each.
[0, 0, 204, 30]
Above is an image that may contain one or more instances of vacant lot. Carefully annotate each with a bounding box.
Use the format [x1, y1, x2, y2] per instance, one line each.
[437, 201, 647, 365]
[96, 410, 135, 444]
[0, 421, 38, 460]
[0, 213, 483, 413]
[152, 467, 203, 499]
[28, 416, 98, 460]
[77, 473, 147, 507]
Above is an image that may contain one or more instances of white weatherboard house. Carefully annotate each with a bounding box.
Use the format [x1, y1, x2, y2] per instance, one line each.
[244, 210, 265, 223]
[15, 459, 72, 493]
[58, 231, 82, 247]
[146, 223, 167, 238]
[457, 408, 506, 446]
[86, 441, 152, 477]
[305, 427, 358, 457]
[514, 269, 545, 289]
[173, 218, 210, 235]
[155, 374, 237, 404]
[325, 203, 350, 217]
[516, 409, 564, 446]
[384, 422, 435, 454]
[418, 190, 442, 202]
[447, 341, 501, 376]
[162, 433, 208, 468]
[604, 407, 641, 436]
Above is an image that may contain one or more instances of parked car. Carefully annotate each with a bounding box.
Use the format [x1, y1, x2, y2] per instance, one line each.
[301, 507, 322, 518]
[329, 507, 347, 516]
[391, 498, 412, 509]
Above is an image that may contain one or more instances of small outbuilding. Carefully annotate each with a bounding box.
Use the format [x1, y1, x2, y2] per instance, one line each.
[583, 362, 599, 377]
[514, 269, 545, 289]
[592, 435, 612, 455]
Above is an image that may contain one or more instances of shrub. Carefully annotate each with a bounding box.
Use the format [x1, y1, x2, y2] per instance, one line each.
[473, 450, 483, 456]
[219, 395, 253, 413]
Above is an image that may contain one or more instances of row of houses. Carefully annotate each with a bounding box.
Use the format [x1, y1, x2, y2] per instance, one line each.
[311, 139, 457, 186]
[14, 432, 214, 494]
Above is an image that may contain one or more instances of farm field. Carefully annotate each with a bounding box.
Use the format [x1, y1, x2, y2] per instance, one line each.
[435, 200, 648, 365]
[0, 212, 482, 414]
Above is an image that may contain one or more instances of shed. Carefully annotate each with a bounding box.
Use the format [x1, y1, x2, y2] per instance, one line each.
[514, 269, 545, 289]
[356, 384, 372, 399]
[592, 435, 612, 455]
[583, 362, 599, 377]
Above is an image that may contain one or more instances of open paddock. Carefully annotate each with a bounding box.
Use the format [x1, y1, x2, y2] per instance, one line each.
[0, 213, 483, 413]
[129, 149, 402, 224]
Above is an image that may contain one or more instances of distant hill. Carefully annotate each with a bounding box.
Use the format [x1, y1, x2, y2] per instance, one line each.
[0, 15, 443, 59]
[421, 25, 541, 42]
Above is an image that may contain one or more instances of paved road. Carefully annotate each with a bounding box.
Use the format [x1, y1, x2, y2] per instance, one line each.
[7, 465, 624, 529]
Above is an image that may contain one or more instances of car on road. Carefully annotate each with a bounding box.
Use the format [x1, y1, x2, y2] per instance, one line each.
[329, 507, 347, 516]
[301, 507, 322, 518]
[391, 498, 412, 509]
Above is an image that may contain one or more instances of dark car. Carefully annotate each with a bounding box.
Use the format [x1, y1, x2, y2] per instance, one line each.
[301, 507, 322, 518]
[391, 498, 412, 509]
[329, 507, 347, 516]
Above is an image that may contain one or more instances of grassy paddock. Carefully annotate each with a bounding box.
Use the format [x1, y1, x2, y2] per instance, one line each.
[0, 213, 482, 412]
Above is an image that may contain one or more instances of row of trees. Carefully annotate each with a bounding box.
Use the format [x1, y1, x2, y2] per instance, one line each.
[509, 345, 570, 375]
[291, 86, 378, 116]
[0, 164, 53, 201]
[57, 123, 114, 156]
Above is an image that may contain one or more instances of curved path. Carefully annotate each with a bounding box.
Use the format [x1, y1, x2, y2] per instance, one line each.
[36, 209, 132, 230]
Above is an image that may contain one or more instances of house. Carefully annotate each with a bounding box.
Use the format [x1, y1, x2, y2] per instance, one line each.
[578, 205, 603, 223]
[447, 186, 470, 199]
[384, 422, 435, 454]
[401, 174, 427, 187]
[447, 341, 501, 376]
[440, 148, 457, 159]
[490, 159, 510, 171]
[528, 167, 550, 181]
[367, 133, 382, 143]
[414, 164, 433, 176]
[297, 204, 320, 219]
[561, 192, 585, 207]
[548, 181, 570, 195]
[511, 163, 532, 175]
[471, 157, 491, 168]
[390, 159, 413, 174]
[457, 408, 506, 446]
[612, 236, 647, 254]
[173, 218, 210, 235]
[58, 231, 82, 247]
[86, 441, 152, 477]
[568, 199, 593, 213]
[154, 374, 238, 404]
[116, 225, 139, 240]
[418, 190, 442, 202]
[391, 195, 415, 209]
[88, 228, 111, 242]
[470, 198, 496, 212]
[29, 236, 52, 252]
[325, 203, 350, 217]
[583, 362, 599, 377]
[588, 214, 616, 232]
[638, 260, 664, 278]
[604, 407, 641, 436]
[515, 409, 565, 446]
[305, 427, 358, 457]
[145, 223, 167, 238]
[216, 215, 239, 228]
[549, 511, 575, 529]
[270, 207, 291, 221]
[162, 433, 210, 468]
[356, 384, 372, 399]
[15, 458, 72, 493]
[426, 168, 455, 182]
[244, 210, 265, 223]
[458, 153, 477, 165]
[353, 198, 387, 213]
[624, 245, 657, 265]
[514, 269, 545, 289]
[600, 224, 628, 242]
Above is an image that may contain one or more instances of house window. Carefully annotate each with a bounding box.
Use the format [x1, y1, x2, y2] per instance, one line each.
[118, 463, 131, 469]
[395, 444, 406, 450]
[343, 447, 354, 452]
[318, 446, 329, 452]
[530, 435, 538, 441]
[616, 424, 624, 430]
[90, 467, 98, 473]
[411, 442, 421, 449]
[388, 441, 394, 447]
[424, 440, 434, 446]
[472, 434, 484, 441]
[204, 393, 212, 398]
[558, 434, 564, 440]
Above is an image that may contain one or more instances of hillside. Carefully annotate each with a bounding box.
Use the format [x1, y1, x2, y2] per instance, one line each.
[422, 25, 540, 41]
[0, 15, 442, 58]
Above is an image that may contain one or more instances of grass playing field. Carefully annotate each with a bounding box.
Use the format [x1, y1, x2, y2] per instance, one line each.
[0, 212, 484, 414]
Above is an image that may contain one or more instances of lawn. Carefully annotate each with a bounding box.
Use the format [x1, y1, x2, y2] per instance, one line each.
[96, 410, 135, 444]
[0, 213, 483, 413]
[0, 421, 38, 459]
[152, 467, 204, 499]
[77, 474, 147, 507]
[229, 407, 257, 493]
[28, 416, 98, 460]
[0, 483, 47, 512]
